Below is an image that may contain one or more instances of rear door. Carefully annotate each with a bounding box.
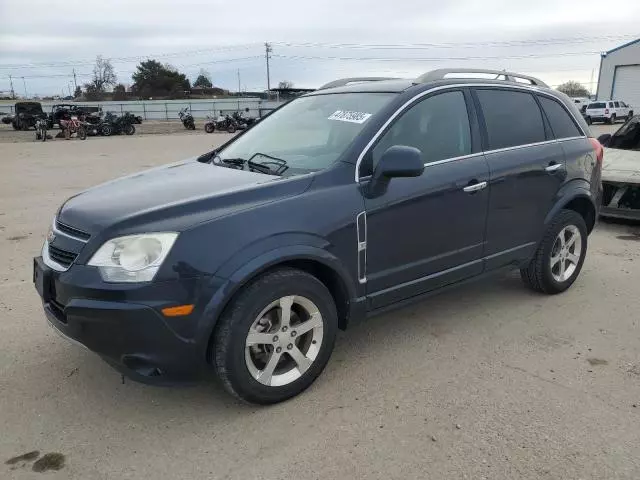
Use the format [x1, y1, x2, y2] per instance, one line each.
[474, 88, 566, 270]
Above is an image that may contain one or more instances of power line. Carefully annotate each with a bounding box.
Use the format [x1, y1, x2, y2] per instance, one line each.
[0, 44, 262, 70]
[272, 50, 602, 63]
[273, 34, 638, 50]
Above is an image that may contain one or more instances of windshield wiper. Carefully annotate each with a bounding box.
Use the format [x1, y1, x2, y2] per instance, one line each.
[213, 153, 289, 176]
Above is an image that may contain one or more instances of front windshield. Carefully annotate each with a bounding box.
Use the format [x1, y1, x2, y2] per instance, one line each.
[609, 116, 640, 151]
[217, 92, 395, 176]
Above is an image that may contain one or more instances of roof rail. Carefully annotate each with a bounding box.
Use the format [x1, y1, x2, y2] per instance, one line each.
[415, 68, 549, 88]
[318, 77, 400, 90]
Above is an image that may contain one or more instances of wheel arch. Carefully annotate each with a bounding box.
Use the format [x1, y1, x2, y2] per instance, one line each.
[545, 183, 597, 234]
[201, 246, 357, 363]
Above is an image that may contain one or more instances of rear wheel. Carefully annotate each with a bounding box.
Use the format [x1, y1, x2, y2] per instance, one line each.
[213, 268, 338, 404]
[608, 114, 616, 124]
[520, 209, 588, 294]
[227, 124, 236, 134]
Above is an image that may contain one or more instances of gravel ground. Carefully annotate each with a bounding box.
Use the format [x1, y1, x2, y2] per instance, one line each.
[1, 130, 639, 480]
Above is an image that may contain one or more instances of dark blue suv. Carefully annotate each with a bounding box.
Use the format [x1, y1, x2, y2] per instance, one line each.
[34, 69, 603, 404]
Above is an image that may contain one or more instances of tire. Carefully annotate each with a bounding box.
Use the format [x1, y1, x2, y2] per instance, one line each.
[628, 111, 634, 121]
[227, 124, 236, 134]
[189, 123, 196, 130]
[101, 124, 113, 136]
[608, 114, 616, 124]
[12, 121, 20, 130]
[42, 130, 47, 142]
[213, 268, 338, 404]
[125, 124, 135, 135]
[585, 116, 592, 125]
[78, 127, 87, 140]
[520, 209, 588, 295]
[204, 123, 215, 133]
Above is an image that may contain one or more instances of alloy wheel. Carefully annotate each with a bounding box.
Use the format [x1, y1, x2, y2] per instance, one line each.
[550, 225, 582, 282]
[245, 295, 324, 387]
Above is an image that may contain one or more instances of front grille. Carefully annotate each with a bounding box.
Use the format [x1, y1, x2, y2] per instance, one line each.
[55, 219, 90, 241]
[48, 244, 78, 268]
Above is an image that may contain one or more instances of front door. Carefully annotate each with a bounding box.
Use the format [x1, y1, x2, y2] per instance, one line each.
[359, 89, 490, 309]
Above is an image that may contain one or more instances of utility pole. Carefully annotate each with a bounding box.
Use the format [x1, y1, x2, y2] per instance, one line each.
[22, 76, 28, 99]
[9, 74, 15, 99]
[590, 69, 595, 97]
[237, 68, 241, 110]
[73, 68, 78, 91]
[265, 42, 272, 99]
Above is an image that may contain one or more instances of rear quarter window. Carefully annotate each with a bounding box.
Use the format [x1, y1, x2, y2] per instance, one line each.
[538, 96, 583, 139]
[476, 89, 546, 150]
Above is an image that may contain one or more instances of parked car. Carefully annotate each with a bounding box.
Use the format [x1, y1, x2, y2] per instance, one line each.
[597, 115, 640, 220]
[11, 101, 45, 130]
[585, 100, 633, 124]
[572, 97, 591, 114]
[34, 68, 602, 404]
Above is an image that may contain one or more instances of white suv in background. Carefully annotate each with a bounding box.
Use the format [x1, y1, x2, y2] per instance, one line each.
[585, 100, 634, 124]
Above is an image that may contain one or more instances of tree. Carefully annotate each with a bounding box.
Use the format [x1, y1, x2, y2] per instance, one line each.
[83, 56, 117, 100]
[278, 80, 294, 89]
[112, 84, 127, 101]
[193, 70, 212, 89]
[556, 81, 590, 98]
[73, 86, 82, 98]
[131, 60, 191, 99]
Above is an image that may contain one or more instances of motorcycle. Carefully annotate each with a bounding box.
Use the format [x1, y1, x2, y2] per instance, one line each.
[204, 114, 238, 134]
[179, 108, 195, 130]
[59, 116, 87, 140]
[232, 111, 256, 130]
[34, 116, 48, 142]
[99, 112, 136, 136]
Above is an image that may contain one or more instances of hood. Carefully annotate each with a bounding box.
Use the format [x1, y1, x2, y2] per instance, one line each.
[602, 148, 640, 184]
[58, 159, 310, 234]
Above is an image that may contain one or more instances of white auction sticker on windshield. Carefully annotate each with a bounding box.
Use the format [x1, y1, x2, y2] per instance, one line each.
[328, 110, 372, 124]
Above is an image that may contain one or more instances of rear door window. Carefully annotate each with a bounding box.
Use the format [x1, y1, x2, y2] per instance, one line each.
[614, 101, 620, 108]
[609, 102, 614, 108]
[538, 96, 583, 139]
[476, 89, 546, 150]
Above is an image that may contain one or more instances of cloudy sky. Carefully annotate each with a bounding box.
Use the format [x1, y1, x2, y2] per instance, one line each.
[1, 0, 639, 97]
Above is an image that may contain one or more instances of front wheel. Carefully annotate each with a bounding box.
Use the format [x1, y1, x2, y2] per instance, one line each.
[585, 116, 592, 125]
[213, 268, 338, 404]
[78, 127, 87, 140]
[520, 210, 588, 294]
[189, 122, 196, 130]
[204, 123, 215, 133]
[227, 124, 236, 134]
[101, 124, 113, 136]
[125, 124, 135, 135]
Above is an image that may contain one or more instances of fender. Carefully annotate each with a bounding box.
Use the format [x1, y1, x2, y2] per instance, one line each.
[194, 242, 357, 356]
[544, 179, 596, 228]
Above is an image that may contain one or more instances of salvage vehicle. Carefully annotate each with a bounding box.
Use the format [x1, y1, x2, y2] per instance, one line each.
[11, 101, 45, 130]
[34, 68, 602, 404]
[48, 104, 102, 129]
[598, 115, 640, 220]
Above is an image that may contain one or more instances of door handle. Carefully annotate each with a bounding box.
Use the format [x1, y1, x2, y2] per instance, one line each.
[463, 181, 487, 193]
[545, 163, 563, 172]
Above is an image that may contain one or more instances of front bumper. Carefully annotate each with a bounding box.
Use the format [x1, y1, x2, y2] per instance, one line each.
[600, 182, 640, 221]
[34, 256, 224, 384]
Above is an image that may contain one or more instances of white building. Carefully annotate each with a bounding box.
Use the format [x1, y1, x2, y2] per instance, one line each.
[596, 38, 640, 108]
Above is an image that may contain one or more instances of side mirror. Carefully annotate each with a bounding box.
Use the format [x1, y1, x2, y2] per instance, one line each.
[597, 133, 611, 146]
[372, 145, 424, 184]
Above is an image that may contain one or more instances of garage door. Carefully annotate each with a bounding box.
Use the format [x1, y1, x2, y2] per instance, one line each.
[612, 65, 640, 110]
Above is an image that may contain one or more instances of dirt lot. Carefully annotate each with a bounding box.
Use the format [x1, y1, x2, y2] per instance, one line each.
[1, 131, 639, 479]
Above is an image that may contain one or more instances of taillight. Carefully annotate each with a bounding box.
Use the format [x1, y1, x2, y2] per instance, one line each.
[605, 108, 609, 114]
[589, 137, 604, 165]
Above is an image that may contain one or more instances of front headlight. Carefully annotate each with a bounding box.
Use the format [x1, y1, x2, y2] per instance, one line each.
[88, 232, 178, 283]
